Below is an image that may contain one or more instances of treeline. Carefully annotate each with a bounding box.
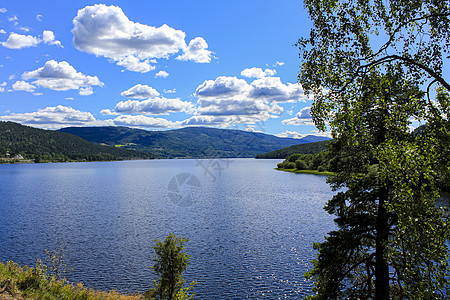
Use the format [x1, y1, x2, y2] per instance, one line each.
[0, 121, 156, 163]
[256, 140, 329, 159]
[276, 151, 334, 172]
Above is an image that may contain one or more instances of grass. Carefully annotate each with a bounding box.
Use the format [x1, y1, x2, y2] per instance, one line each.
[275, 168, 335, 176]
[0, 261, 142, 300]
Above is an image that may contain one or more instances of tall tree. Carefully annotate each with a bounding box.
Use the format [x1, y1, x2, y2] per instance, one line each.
[299, 0, 450, 299]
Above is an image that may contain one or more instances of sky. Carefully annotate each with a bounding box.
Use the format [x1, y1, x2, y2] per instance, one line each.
[0, 0, 326, 139]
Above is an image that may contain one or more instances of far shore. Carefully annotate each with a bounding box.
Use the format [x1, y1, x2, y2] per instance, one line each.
[275, 168, 335, 176]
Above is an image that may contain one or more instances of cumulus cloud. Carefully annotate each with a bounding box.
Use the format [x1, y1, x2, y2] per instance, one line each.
[195, 76, 250, 99]
[0, 105, 113, 129]
[275, 130, 307, 139]
[12, 80, 35, 92]
[1, 31, 62, 49]
[36, 14, 43, 21]
[42, 30, 62, 47]
[0, 29, 5, 34]
[22, 60, 103, 93]
[195, 76, 308, 103]
[164, 88, 176, 94]
[241, 67, 276, 79]
[72, 4, 213, 73]
[2, 33, 39, 49]
[111, 97, 194, 115]
[249, 77, 309, 102]
[0, 8, 6, 13]
[155, 70, 169, 78]
[176, 37, 213, 63]
[190, 75, 311, 126]
[121, 84, 160, 99]
[79, 87, 93, 96]
[112, 115, 180, 129]
[281, 107, 314, 125]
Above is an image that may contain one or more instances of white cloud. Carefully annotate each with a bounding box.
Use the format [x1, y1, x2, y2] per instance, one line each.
[0, 82, 6, 86]
[176, 37, 213, 63]
[241, 67, 276, 79]
[72, 4, 213, 73]
[155, 70, 169, 78]
[195, 76, 250, 99]
[112, 97, 194, 115]
[275, 130, 307, 139]
[164, 88, 176, 94]
[0, 29, 5, 34]
[117, 56, 155, 73]
[65, 97, 74, 100]
[191, 75, 311, 126]
[0, 87, 4, 92]
[2, 33, 39, 49]
[274, 61, 285, 67]
[22, 60, 103, 92]
[121, 84, 159, 99]
[36, 14, 43, 21]
[112, 115, 179, 129]
[99, 109, 119, 116]
[8, 16, 17, 23]
[1, 31, 62, 49]
[12, 80, 35, 92]
[79, 86, 93, 96]
[249, 77, 309, 102]
[281, 107, 314, 125]
[9, 74, 15, 80]
[0, 8, 7, 13]
[0, 105, 113, 129]
[42, 30, 62, 47]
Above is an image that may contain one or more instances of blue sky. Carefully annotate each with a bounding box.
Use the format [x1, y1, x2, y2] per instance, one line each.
[0, 0, 325, 138]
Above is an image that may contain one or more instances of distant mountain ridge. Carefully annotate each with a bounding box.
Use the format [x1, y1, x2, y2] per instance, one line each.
[0, 121, 154, 162]
[58, 126, 331, 158]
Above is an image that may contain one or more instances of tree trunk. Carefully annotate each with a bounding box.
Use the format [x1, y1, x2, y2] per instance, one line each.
[375, 186, 390, 299]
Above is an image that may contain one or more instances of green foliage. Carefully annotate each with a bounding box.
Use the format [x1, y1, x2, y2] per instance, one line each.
[256, 140, 329, 159]
[278, 151, 333, 172]
[147, 233, 195, 300]
[299, 0, 450, 298]
[295, 159, 308, 170]
[59, 126, 314, 159]
[0, 121, 155, 162]
[0, 260, 138, 300]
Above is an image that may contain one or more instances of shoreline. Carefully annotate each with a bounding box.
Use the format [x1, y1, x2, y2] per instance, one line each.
[275, 168, 335, 176]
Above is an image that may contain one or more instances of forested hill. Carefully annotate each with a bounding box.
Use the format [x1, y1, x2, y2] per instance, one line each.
[0, 121, 155, 162]
[58, 126, 329, 158]
[255, 140, 330, 159]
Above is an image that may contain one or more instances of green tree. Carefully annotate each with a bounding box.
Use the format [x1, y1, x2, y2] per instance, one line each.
[298, 0, 450, 298]
[147, 233, 195, 300]
[295, 159, 308, 170]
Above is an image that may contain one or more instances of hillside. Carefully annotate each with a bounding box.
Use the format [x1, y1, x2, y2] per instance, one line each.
[0, 121, 155, 162]
[58, 126, 328, 158]
[255, 140, 330, 159]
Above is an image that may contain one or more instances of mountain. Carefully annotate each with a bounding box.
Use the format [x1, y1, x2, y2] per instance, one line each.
[58, 126, 328, 158]
[255, 140, 330, 159]
[0, 121, 155, 162]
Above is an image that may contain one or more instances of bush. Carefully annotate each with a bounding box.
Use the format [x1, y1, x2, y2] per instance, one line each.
[295, 159, 308, 170]
[288, 153, 303, 162]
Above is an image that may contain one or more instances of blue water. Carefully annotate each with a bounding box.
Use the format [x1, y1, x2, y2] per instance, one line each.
[0, 159, 335, 299]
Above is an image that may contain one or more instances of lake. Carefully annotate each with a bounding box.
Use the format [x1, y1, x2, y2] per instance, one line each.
[0, 158, 335, 299]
